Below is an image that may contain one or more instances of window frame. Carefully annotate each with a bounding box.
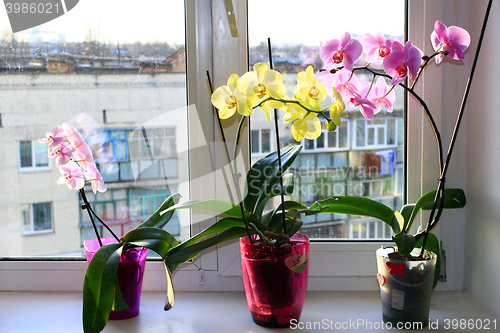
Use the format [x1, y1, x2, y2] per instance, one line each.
[0, 0, 466, 293]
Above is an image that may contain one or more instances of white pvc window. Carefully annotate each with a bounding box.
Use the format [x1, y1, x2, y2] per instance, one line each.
[0, 0, 467, 293]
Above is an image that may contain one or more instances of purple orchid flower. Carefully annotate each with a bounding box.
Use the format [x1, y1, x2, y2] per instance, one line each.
[350, 91, 377, 120]
[361, 32, 395, 62]
[363, 77, 396, 113]
[431, 21, 471, 64]
[322, 68, 361, 100]
[320, 32, 363, 72]
[383, 41, 422, 85]
[57, 160, 85, 190]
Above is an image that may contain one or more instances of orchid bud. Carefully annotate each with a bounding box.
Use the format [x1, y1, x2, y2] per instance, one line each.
[326, 120, 337, 132]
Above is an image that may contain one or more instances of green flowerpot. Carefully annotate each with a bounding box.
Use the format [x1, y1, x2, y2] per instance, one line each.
[376, 247, 437, 328]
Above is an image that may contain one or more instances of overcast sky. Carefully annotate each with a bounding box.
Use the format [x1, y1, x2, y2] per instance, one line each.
[0, 0, 404, 46]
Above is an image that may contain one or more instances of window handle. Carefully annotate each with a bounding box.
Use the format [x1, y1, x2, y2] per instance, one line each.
[223, 0, 239, 37]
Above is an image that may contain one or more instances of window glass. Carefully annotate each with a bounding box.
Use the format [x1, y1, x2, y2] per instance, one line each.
[1, 0, 187, 257]
[19, 141, 33, 168]
[249, 0, 405, 240]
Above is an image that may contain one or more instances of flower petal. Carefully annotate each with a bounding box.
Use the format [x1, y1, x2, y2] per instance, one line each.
[291, 119, 309, 141]
[304, 117, 322, 140]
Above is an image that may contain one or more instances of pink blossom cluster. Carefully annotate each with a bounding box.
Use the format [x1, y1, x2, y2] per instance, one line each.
[319, 21, 470, 120]
[39, 123, 106, 194]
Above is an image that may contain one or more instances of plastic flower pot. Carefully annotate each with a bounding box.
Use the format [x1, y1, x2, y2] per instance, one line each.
[240, 234, 309, 328]
[376, 247, 437, 328]
[84, 237, 147, 320]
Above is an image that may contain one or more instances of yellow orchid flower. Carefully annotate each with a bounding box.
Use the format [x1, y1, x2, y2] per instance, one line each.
[290, 113, 322, 142]
[294, 65, 327, 112]
[283, 99, 322, 141]
[237, 62, 285, 121]
[330, 87, 346, 126]
[211, 74, 254, 119]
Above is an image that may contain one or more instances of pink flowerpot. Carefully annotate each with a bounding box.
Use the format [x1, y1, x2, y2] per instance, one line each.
[240, 234, 309, 328]
[84, 238, 147, 320]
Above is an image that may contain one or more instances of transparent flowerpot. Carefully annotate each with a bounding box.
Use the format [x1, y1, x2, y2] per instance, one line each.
[84, 237, 147, 320]
[240, 234, 309, 328]
[376, 247, 437, 328]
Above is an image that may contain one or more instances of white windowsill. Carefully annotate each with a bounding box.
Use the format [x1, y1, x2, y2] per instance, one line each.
[1, 291, 498, 332]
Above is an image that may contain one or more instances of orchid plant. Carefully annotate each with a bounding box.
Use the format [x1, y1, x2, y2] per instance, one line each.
[38, 16, 478, 333]
[164, 20, 471, 288]
[40, 123, 185, 333]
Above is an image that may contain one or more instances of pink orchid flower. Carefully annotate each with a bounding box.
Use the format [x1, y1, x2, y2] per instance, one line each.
[383, 41, 422, 85]
[73, 144, 94, 170]
[39, 125, 67, 150]
[364, 77, 396, 113]
[47, 140, 75, 167]
[349, 91, 377, 120]
[62, 123, 86, 149]
[323, 68, 361, 101]
[85, 162, 107, 194]
[320, 32, 363, 72]
[391, 39, 404, 52]
[431, 21, 471, 64]
[361, 32, 395, 62]
[57, 160, 85, 190]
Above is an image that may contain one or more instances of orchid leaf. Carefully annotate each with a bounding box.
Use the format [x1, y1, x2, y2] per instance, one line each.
[163, 265, 175, 311]
[111, 275, 129, 312]
[164, 217, 252, 267]
[392, 232, 416, 256]
[286, 220, 303, 237]
[404, 188, 466, 232]
[400, 204, 416, 229]
[308, 197, 401, 233]
[122, 228, 179, 257]
[265, 201, 308, 232]
[122, 228, 179, 311]
[415, 233, 441, 290]
[83, 242, 123, 333]
[254, 173, 295, 219]
[165, 227, 249, 266]
[161, 199, 249, 219]
[243, 144, 302, 215]
[137, 193, 182, 229]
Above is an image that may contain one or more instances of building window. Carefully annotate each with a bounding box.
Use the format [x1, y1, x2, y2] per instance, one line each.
[19, 140, 50, 171]
[354, 117, 399, 149]
[303, 121, 349, 152]
[22, 202, 53, 234]
[79, 187, 180, 243]
[91, 128, 179, 183]
[250, 129, 271, 154]
[93, 130, 129, 163]
[129, 127, 177, 160]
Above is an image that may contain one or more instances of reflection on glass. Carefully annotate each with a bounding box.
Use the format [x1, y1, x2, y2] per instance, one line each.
[249, 0, 404, 240]
[1, 0, 188, 257]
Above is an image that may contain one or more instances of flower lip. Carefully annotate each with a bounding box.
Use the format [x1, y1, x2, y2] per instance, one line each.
[225, 95, 237, 107]
[379, 45, 390, 57]
[332, 51, 343, 64]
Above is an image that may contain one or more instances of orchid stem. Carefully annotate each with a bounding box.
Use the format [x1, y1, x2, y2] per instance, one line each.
[268, 37, 288, 235]
[206, 70, 254, 243]
[79, 188, 120, 244]
[79, 189, 102, 247]
[418, 0, 493, 255]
